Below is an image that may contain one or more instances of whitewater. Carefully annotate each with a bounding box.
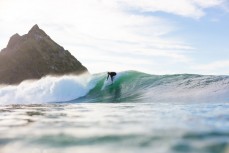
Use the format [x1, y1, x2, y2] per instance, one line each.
[0, 71, 229, 104]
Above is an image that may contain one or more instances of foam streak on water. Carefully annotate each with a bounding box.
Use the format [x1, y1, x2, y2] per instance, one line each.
[0, 102, 229, 153]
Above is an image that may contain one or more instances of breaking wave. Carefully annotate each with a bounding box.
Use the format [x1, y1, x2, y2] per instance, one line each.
[0, 74, 94, 104]
[0, 71, 229, 104]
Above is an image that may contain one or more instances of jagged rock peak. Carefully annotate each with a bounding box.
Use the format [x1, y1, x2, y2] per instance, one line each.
[0, 24, 88, 85]
[29, 24, 40, 32]
[28, 24, 48, 37]
[7, 33, 21, 48]
[12, 33, 20, 38]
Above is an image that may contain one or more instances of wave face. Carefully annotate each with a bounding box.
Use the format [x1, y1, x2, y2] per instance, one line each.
[1, 71, 229, 104]
[73, 71, 229, 103]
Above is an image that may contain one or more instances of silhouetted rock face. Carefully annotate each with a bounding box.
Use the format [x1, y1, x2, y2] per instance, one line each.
[0, 24, 88, 85]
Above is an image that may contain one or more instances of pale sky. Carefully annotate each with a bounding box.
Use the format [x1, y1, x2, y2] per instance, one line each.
[0, 0, 229, 75]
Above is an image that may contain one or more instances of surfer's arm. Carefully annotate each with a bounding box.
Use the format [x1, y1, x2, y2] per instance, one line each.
[107, 75, 109, 80]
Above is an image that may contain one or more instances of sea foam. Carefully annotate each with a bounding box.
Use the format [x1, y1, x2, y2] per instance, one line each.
[0, 74, 94, 104]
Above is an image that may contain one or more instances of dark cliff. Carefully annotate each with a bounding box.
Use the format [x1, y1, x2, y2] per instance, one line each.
[0, 24, 88, 85]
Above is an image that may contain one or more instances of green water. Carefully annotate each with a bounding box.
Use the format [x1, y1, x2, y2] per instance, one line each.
[74, 71, 229, 103]
[0, 102, 229, 153]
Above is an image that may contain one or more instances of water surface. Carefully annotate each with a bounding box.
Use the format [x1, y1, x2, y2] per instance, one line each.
[0, 102, 229, 153]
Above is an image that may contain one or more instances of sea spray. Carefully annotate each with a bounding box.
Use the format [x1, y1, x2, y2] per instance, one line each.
[0, 74, 95, 104]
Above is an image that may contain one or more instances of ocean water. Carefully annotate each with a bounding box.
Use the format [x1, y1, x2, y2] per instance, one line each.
[0, 71, 229, 153]
[0, 103, 229, 153]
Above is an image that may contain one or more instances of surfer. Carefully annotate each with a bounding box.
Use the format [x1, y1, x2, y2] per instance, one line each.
[107, 72, 116, 83]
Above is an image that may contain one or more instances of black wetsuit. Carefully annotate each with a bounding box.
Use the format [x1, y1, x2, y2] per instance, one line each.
[107, 72, 117, 82]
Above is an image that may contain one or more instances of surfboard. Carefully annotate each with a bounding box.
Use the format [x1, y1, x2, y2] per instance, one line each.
[104, 77, 114, 86]
[101, 76, 115, 90]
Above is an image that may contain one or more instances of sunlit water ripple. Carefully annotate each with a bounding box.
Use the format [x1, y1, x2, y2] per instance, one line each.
[0, 102, 229, 153]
